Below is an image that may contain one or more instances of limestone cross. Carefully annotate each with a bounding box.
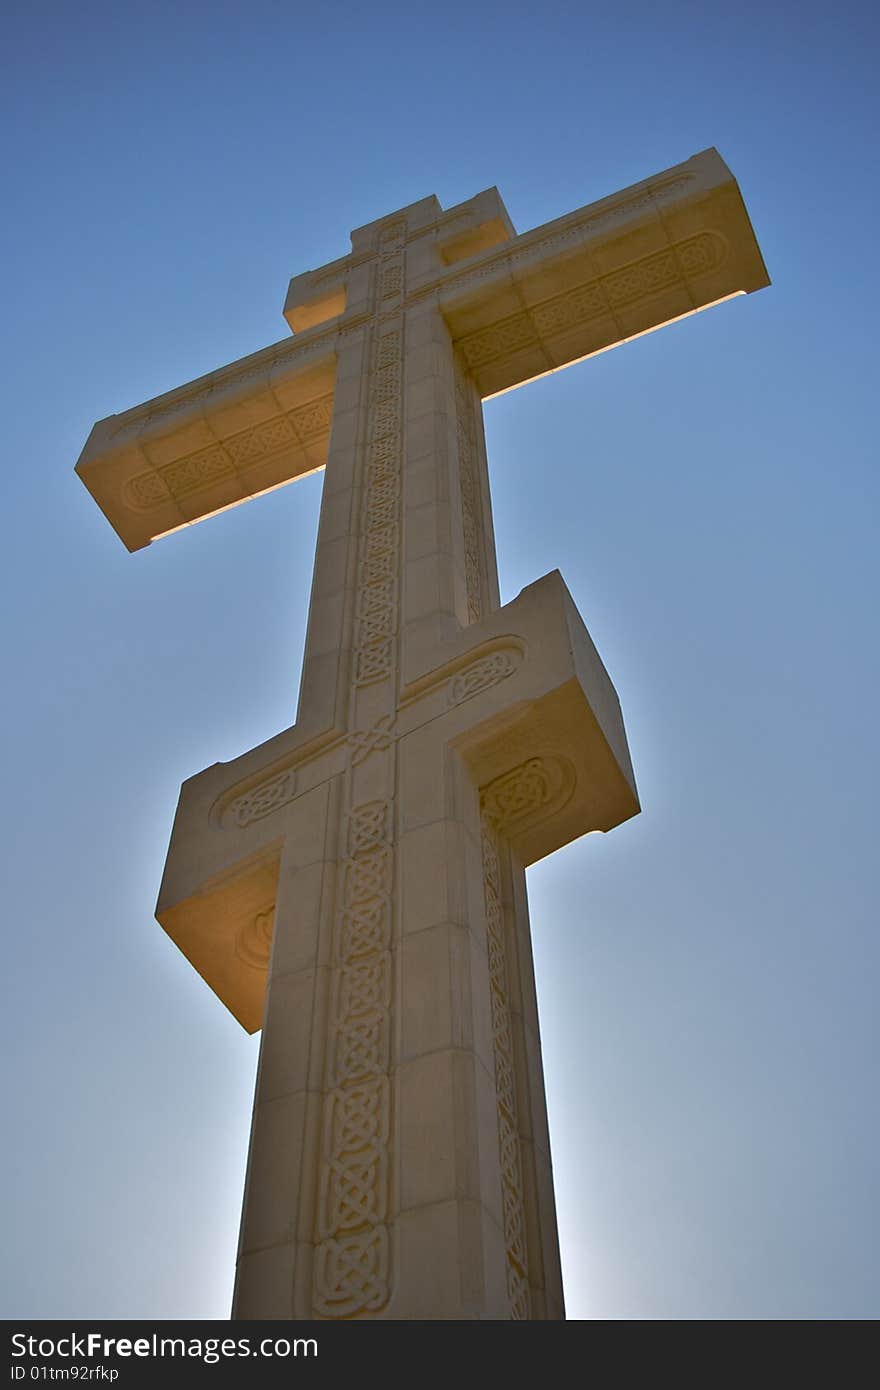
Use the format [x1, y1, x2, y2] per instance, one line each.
[75, 148, 768, 1320]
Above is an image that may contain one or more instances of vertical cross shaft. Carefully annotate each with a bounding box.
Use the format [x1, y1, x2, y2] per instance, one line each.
[234, 198, 563, 1318]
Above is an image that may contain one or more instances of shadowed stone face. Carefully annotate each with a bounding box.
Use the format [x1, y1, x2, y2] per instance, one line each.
[75, 148, 768, 1320]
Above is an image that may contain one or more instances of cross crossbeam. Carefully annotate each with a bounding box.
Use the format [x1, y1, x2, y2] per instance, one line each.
[75, 148, 768, 1320]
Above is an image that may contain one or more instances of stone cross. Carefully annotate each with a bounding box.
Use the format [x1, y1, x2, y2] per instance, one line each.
[75, 148, 768, 1320]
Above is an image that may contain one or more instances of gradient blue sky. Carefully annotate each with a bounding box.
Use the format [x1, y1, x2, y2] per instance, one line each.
[2, 0, 877, 1320]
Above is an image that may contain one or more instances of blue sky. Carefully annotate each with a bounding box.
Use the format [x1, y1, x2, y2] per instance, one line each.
[2, 0, 877, 1319]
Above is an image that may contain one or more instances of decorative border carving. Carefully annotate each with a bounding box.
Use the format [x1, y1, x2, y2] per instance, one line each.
[313, 225, 403, 1319]
[314, 793, 394, 1317]
[432, 173, 697, 304]
[454, 357, 486, 624]
[449, 649, 520, 705]
[459, 231, 728, 370]
[352, 320, 403, 687]
[479, 815, 530, 1319]
[109, 334, 337, 441]
[481, 756, 575, 837]
[221, 769, 297, 828]
[347, 715, 396, 768]
[122, 395, 333, 512]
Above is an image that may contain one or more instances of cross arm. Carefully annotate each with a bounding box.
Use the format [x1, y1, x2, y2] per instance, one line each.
[153, 570, 637, 1031]
[399, 569, 639, 863]
[74, 329, 338, 552]
[433, 147, 770, 398]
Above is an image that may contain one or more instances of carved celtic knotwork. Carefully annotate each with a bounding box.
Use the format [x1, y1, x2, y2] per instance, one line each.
[364, 523, 396, 557]
[370, 399, 399, 440]
[366, 475, 399, 507]
[460, 313, 535, 369]
[367, 435, 398, 480]
[348, 801, 391, 856]
[123, 393, 335, 513]
[159, 444, 235, 497]
[313, 1227, 389, 1318]
[338, 955, 392, 1019]
[674, 230, 727, 276]
[361, 548, 395, 585]
[317, 785, 395, 1313]
[354, 637, 395, 686]
[481, 822, 501, 896]
[345, 845, 392, 905]
[123, 471, 171, 510]
[327, 1153, 385, 1230]
[371, 363, 401, 402]
[481, 756, 574, 836]
[449, 649, 520, 705]
[380, 264, 403, 300]
[459, 231, 729, 370]
[480, 813, 531, 1319]
[340, 901, 390, 961]
[365, 494, 397, 529]
[604, 233, 726, 304]
[376, 330, 401, 367]
[358, 576, 396, 618]
[223, 769, 297, 828]
[290, 393, 333, 441]
[531, 282, 606, 337]
[602, 250, 680, 306]
[225, 415, 296, 466]
[454, 358, 486, 623]
[358, 607, 394, 643]
[314, 231, 404, 1319]
[326, 1079, 390, 1158]
[354, 480, 397, 669]
[346, 715, 396, 768]
[333, 1014, 389, 1083]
